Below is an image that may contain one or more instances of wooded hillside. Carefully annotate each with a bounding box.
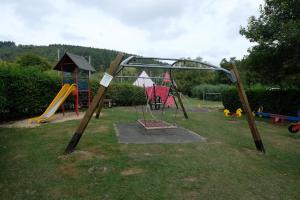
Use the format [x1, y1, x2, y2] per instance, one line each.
[0, 41, 130, 71]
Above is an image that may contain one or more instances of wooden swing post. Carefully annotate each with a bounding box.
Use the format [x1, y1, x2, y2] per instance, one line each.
[95, 97, 105, 119]
[230, 63, 265, 153]
[169, 70, 188, 119]
[64, 54, 124, 154]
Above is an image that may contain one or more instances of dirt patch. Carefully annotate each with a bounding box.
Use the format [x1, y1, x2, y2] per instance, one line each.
[88, 166, 108, 174]
[88, 125, 110, 134]
[184, 191, 199, 199]
[57, 163, 79, 178]
[226, 119, 240, 124]
[177, 148, 185, 152]
[121, 168, 145, 176]
[183, 176, 198, 182]
[59, 150, 105, 161]
[12, 154, 26, 161]
[0, 111, 96, 128]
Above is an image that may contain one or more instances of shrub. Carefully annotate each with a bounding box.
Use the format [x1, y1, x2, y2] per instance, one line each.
[0, 64, 147, 121]
[0, 63, 60, 121]
[16, 53, 52, 71]
[191, 84, 231, 101]
[91, 82, 146, 106]
[222, 87, 300, 116]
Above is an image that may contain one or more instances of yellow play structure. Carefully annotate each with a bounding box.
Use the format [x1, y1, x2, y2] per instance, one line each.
[30, 84, 76, 123]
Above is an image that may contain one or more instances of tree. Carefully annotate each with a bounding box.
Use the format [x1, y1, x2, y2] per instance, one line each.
[240, 0, 300, 87]
[173, 57, 216, 95]
[0, 41, 16, 48]
[16, 53, 51, 71]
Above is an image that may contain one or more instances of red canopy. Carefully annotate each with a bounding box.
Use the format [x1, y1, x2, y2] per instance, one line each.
[145, 85, 174, 107]
[163, 72, 171, 83]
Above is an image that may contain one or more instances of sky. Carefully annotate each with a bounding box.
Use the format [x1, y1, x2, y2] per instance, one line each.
[0, 0, 263, 65]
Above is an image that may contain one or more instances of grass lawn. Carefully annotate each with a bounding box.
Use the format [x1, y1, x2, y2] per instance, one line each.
[0, 99, 299, 199]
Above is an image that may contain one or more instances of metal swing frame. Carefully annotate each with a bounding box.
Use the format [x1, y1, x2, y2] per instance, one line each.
[116, 56, 232, 76]
[115, 56, 231, 127]
[65, 54, 266, 154]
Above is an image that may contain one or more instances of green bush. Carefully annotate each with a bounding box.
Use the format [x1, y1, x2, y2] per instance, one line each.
[222, 87, 300, 116]
[16, 53, 52, 71]
[90, 82, 146, 106]
[107, 84, 146, 106]
[0, 63, 61, 121]
[0, 63, 147, 121]
[191, 84, 231, 101]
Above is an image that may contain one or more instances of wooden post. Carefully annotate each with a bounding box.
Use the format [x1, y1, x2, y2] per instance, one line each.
[64, 54, 124, 154]
[169, 70, 188, 119]
[75, 68, 79, 116]
[230, 63, 265, 153]
[95, 98, 104, 119]
[173, 88, 188, 119]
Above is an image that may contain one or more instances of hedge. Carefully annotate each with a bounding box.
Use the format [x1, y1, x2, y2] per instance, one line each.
[0, 65, 146, 121]
[191, 84, 232, 101]
[91, 82, 146, 106]
[0, 65, 61, 121]
[222, 87, 300, 116]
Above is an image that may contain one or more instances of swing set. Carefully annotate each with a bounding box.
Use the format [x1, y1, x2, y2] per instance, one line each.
[64, 54, 266, 154]
[135, 71, 182, 130]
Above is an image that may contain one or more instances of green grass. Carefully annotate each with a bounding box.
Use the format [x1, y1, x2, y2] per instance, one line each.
[0, 99, 299, 199]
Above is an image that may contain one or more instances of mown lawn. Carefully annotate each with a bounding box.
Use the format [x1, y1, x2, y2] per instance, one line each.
[0, 100, 299, 200]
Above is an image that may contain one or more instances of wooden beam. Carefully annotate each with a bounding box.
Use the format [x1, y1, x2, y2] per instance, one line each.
[64, 54, 124, 154]
[169, 70, 188, 119]
[173, 88, 188, 119]
[230, 63, 265, 153]
[95, 98, 104, 119]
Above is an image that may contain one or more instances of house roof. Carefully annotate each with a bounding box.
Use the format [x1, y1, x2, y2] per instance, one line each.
[53, 52, 96, 72]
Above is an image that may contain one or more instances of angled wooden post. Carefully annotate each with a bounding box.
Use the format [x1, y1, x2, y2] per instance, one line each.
[95, 97, 104, 119]
[65, 54, 124, 154]
[173, 87, 188, 119]
[230, 63, 265, 153]
[169, 70, 188, 119]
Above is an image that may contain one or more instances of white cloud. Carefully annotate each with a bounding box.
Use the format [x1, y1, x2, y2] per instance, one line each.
[0, 0, 263, 65]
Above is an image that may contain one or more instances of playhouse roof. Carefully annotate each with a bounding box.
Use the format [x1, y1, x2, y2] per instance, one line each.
[133, 71, 155, 87]
[54, 52, 96, 72]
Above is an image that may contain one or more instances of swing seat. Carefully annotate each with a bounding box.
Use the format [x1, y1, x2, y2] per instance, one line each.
[137, 119, 177, 130]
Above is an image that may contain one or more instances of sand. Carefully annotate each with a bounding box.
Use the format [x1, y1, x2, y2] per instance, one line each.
[0, 112, 94, 128]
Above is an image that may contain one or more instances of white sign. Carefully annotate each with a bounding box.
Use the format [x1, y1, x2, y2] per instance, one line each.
[100, 72, 113, 87]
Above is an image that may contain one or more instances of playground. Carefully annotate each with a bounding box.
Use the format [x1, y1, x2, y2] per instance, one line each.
[0, 0, 299, 198]
[1, 99, 300, 199]
[0, 53, 299, 199]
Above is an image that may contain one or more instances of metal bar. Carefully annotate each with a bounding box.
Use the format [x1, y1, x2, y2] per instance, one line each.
[121, 63, 217, 71]
[118, 56, 231, 75]
[75, 68, 79, 116]
[88, 71, 91, 108]
[115, 75, 163, 79]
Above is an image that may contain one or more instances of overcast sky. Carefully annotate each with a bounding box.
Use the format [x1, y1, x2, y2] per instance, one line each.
[0, 0, 263, 65]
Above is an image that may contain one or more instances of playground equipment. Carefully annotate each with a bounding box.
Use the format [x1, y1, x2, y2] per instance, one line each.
[30, 84, 77, 123]
[255, 107, 300, 133]
[256, 112, 300, 124]
[146, 85, 175, 109]
[65, 55, 266, 154]
[30, 52, 95, 123]
[129, 70, 180, 129]
[288, 122, 300, 133]
[224, 108, 243, 118]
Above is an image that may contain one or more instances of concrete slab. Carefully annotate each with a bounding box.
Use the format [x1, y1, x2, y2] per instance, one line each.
[115, 122, 206, 144]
